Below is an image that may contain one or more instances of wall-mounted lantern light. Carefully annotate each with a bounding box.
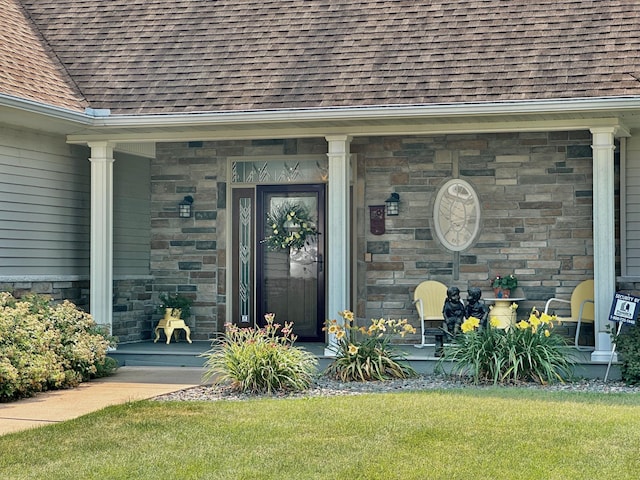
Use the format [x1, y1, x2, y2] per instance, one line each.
[385, 192, 400, 216]
[179, 195, 194, 218]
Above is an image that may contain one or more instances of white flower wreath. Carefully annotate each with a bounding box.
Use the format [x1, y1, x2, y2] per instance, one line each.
[264, 203, 318, 250]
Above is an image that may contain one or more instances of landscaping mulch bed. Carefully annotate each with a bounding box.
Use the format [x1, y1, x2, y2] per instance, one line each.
[153, 375, 640, 402]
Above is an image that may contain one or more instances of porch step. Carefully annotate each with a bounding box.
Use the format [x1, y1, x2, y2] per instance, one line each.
[109, 341, 335, 369]
[109, 341, 209, 367]
[110, 341, 621, 380]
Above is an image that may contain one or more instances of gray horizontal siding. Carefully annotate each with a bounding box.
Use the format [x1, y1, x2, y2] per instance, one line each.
[0, 128, 90, 276]
[113, 154, 151, 276]
[626, 136, 640, 276]
[1, 127, 152, 278]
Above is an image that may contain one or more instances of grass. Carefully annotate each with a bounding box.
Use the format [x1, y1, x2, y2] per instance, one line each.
[2, 388, 640, 479]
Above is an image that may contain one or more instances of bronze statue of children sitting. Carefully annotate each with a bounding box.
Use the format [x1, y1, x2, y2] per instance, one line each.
[442, 286, 465, 336]
[465, 286, 489, 328]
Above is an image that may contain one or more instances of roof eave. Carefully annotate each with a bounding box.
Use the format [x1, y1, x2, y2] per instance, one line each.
[0, 93, 92, 124]
[96, 96, 640, 128]
[3, 94, 640, 140]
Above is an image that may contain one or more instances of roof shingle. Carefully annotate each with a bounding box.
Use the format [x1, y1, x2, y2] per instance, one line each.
[7, 0, 640, 115]
[0, 0, 87, 111]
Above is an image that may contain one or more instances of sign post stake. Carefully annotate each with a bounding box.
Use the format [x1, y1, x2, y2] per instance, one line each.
[604, 322, 624, 382]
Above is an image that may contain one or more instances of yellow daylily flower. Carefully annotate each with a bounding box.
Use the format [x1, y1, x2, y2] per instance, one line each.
[461, 316, 480, 333]
[540, 311, 554, 324]
[340, 310, 355, 321]
[348, 344, 359, 355]
[403, 324, 417, 334]
[529, 314, 541, 328]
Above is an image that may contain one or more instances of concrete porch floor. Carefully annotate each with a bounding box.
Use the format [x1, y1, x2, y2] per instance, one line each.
[109, 340, 621, 381]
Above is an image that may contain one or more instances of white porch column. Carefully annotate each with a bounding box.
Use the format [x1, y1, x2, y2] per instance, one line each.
[88, 141, 115, 334]
[590, 128, 617, 362]
[325, 135, 352, 355]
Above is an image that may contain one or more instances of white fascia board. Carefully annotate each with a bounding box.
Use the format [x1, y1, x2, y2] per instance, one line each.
[95, 97, 640, 128]
[4, 92, 640, 134]
[0, 93, 93, 124]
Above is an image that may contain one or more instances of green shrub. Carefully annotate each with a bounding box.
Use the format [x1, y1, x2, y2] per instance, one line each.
[202, 314, 318, 394]
[323, 310, 417, 381]
[440, 308, 574, 385]
[94, 356, 119, 378]
[158, 293, 192, 320]
[613, 323, 640, 385]
[0, 292, 115, 401]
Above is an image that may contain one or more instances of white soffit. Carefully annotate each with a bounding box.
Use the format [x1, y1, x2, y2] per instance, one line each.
[114, 142, 156, 158]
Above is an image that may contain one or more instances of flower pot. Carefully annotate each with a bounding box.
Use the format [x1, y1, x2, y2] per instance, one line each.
[493, 287, 511, 298]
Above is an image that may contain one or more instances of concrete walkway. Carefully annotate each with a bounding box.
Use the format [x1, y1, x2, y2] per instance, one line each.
[0, 366, 206, 436]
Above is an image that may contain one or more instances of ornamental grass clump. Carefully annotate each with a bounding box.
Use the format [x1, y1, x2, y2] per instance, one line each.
[0, 292, 115, 401]
[202, 314, 318, 394]
[440, 307, 574, 385]
[323, 310, 417, 381]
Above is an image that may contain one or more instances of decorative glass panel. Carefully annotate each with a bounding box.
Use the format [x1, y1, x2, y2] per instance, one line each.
[433, 179, 481, 252]
[232, 158, 328, 184]
[262, 192, 319, 337]
[238, 197, 252, 324]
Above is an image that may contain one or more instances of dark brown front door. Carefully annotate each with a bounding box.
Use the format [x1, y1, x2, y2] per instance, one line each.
[256, 184, 325, 341]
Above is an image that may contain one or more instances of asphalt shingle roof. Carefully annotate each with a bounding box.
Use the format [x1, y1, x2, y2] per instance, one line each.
[0, 0, 87, 111]
[5, 0, 640, 115]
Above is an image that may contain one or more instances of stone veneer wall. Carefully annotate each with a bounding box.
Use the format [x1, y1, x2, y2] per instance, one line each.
[113, 278, 155, 342]
[0, 279, 153, 343]
[0, 280, 90, 306]
[151, 132, 623, 342]
[353, 131, 604, 338]
[151, 141, 223, 340]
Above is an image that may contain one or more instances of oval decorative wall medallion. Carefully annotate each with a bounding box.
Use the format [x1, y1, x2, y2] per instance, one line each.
[433, 179, 481, 251]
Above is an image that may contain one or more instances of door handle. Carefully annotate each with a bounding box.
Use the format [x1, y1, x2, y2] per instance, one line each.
[316, 254, 323, 273]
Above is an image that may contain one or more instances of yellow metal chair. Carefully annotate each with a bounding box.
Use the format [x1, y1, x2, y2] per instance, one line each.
[154, 308, 193, 345]
[543, 279, 594, 349]
[413, 280, 448, 347]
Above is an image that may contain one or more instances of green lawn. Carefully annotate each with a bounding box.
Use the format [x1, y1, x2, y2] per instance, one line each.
[2, 388, 640, 479]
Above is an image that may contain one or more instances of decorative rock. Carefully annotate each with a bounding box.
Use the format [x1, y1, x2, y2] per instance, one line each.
[153, 375, 640, 402]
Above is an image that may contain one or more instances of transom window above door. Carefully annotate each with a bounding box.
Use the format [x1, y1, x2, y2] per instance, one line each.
[231, 155, 328, 184]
